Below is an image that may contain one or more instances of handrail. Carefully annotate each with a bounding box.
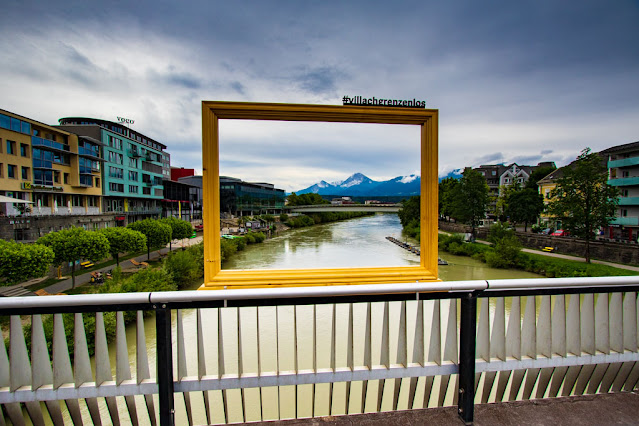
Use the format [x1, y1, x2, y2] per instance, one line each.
[2, 276, 639, 313]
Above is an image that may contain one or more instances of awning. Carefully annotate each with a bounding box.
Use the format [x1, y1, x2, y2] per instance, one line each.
[0, 195, 33, 204]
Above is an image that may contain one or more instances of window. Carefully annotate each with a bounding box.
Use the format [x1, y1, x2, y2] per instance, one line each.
[54, 194, 66, 207]
[72, 195, 84, 207]
[108, 135, 122, 150]
[21, 166, 29, 180]
[143, 187, 151, 195]
[109, 166, 124, 179]
[128, 170, 138, 181]
[623, 209, 628, 217]
[492, 171, 496, 176]
[34, 169, 53, 185]
[0, 163, 3, 178]
[7, 164, 16, 178]
[129, 185, 138, 193]
[95, 177, 100, 188]
[108, 151, 124, 165]
[622, 170, 630, 178]
[54, 171, 60, 183]
[129, 158, 138, 168]
[20, 143, 28, 157]
[34, 193, 50, 207]
[6, 140, 16, 155]
[87, 196, 98, 207]
[622, 189, 629, 197]
[64, 173, 69, 184]
[109, 182, 124, 192]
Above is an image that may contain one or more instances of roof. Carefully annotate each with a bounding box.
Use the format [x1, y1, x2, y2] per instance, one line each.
[600, 141, 639, 155]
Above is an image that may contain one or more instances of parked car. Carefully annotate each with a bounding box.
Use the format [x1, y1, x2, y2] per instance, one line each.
[551, 229, 569, 237]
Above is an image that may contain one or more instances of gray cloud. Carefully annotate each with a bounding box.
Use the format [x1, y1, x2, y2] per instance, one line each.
[0, 0, 637, 190]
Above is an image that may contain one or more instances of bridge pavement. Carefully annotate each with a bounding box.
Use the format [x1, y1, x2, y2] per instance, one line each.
[244, 392, 639, 425]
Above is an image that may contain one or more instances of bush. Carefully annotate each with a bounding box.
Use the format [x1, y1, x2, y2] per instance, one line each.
[165, 250, 199, 289]
[485, 235, 521, 269]
[279, 213, 289, 222]
[488, 222, 514, 245]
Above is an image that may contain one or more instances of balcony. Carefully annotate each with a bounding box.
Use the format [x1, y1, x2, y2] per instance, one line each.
[618, 197, 639, 206]
[610, 216, 639, 226]
[609, 157, 639, 168]
[31, 136, 71, 153]
[128, 149, 142, 157]
[608, 176, 639, 187]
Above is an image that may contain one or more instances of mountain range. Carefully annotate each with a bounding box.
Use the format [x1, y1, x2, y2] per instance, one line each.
[295, 172, 421, 197]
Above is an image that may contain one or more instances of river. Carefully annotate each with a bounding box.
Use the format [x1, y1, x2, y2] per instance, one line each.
[60, 214, 541, 424]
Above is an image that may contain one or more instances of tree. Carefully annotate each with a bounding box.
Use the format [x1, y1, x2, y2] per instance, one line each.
[525, 165, 557, 191]
[439, 177, 460, 221]
[37, 228, 110, 288]
[286, 192, 329, 206]
[0, 240, 55, 286]
[504, 188, 545, 232]
[547, 148, 620, 263]
[451, 168, 490, 236]
[128, 219, 172, 260]
[398, 196, 420, 227]
[99, 227, 147, 267]
[161, 217, 194, 250]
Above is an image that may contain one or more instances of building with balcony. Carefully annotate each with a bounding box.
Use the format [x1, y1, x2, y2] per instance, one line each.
[602, 141, 639, 241]
[220, 176, 285, 216]
[0, 109, 112, 241]
[474, 162, 555, 219]
[57, 118, 167, 225]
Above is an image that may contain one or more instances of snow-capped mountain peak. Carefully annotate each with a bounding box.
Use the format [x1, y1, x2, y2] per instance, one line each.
[399, 174, 418, 184]
[296, 172, 421, 196]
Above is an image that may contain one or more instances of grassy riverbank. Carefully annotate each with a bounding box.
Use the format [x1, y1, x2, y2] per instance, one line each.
[439, 233, 639, 278]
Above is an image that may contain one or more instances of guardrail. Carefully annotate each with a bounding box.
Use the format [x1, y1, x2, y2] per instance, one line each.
[1, 277, 639, 425]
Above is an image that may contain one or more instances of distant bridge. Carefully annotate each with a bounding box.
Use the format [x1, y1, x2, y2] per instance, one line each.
[285, 203, 402, 213]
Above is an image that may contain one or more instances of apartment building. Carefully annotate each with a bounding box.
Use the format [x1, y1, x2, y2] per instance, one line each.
[474, 162, 554, 219]
[602, 141, 639, 241]
[0, 109, 108, 240]
[57, 118, 167, 225]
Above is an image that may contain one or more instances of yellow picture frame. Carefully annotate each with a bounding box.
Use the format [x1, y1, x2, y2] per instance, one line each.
[199, 101, 439, 290]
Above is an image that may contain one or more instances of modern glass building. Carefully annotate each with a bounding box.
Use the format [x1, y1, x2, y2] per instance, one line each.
[220, 176, 285, 216]
[58, 118, 167, 225]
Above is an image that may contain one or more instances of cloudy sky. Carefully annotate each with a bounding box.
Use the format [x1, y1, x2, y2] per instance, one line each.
[1, 1, 638, 192]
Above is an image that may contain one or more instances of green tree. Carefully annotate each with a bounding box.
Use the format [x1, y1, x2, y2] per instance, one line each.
[128, 219, 172, 260]
[286, 192, 329, 206]
[37, 228, 110, 288]
[0, 240, 55, 286]
[525, 164, 557, 191]
[439, 177, 460, 221]
[99, 227, 147, 267]
[547, 148, 620, 262]
[161, 217, 194, 250]
[398, 196, 420, 227]
[452, 168, 490, 236]
[504, 188, 545, 232]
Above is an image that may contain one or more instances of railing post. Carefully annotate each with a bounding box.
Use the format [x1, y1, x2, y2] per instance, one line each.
[458, 291, 478, 425]
[156, 305, 175, 426]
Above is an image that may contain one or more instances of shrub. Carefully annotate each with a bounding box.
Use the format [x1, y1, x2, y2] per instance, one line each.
[485, 235, 521, 269]
[279, 213, 289, 222]
[165, 250, 199, 289]
[488, 222, 514, 245]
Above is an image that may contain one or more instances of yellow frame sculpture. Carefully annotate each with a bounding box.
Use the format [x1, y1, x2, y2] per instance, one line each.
[200, 101, 439, 290]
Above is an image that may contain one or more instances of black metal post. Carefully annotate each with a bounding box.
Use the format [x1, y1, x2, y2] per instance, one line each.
[458, 292, 477, 425]
[156, 305, 175, 426]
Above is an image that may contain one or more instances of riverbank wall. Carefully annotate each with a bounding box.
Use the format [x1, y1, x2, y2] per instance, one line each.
[439, 221, 639, 265]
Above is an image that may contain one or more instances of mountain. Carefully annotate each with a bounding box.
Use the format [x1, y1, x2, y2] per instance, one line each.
[438, 169, 463, 182]
[295, 172, 421, 197]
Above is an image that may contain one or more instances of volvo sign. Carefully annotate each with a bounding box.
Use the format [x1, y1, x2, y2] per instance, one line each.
[117, 117, 135, 125]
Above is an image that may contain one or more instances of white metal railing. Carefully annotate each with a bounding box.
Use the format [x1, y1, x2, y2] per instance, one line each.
[1, 277, 639, 425]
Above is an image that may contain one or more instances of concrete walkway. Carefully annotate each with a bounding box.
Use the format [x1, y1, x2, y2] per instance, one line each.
[246, 392, 639, 426]
[40, 236, 204, 295]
